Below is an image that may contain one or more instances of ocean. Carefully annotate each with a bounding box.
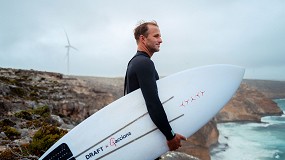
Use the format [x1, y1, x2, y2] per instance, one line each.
[211, 99, 285, 160]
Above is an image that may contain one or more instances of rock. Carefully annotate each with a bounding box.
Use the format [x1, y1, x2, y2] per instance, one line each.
[0, 132, 8, 139]
[50, 115, 65, 126]
[215, 83, 283, 122]
[161, 151, 200, 160]
[176, 120, 218, 160]
[0, 68, 117, 124]
[243, 79, 285, 99]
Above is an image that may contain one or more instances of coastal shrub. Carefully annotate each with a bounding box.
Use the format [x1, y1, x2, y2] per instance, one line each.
[15, 105, 61, 130]
[0, 150, 14, 160]
[2, 126, 21, 140]
[0, 144, 38, 160]
[33, 105, 50, 118]
[29, 125, 67, 156]
[0, 119, 16, 127]
[0, 124, 65, 159]
[29, 91, 39, 101]
[9, 86, 26, 98]
[0, 76, 16, 85]
[15, 110, 33, 120]
[14, 105, 50, 120]
[26, 119, 44, 128]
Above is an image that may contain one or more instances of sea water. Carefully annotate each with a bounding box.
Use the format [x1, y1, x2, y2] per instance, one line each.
[211, 99, 285, 160]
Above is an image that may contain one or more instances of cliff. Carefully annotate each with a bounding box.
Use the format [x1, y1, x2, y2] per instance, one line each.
[0, 68, 284, 160]
[243, 79, 285, 99]
[0, 68, 119, 124]
[215, 82, 283, 122]
[0, 68, 120, 159]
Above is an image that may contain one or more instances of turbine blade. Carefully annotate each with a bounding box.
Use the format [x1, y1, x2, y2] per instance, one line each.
[64, 30, 71, 45]
[70, 46, 78, 51]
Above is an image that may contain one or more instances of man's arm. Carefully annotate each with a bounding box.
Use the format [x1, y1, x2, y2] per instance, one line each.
[136, 59, 175, 140]
[136, 59, 186, 150]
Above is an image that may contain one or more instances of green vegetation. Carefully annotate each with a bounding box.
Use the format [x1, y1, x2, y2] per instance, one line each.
[15, 105, 50, 120]
[32, 105, 50, 118]
[0, 70, 69, 159]
[1, 106, 67, 159]
[15, 110, 33, 120]
[0, 125, 67, 159]
[0, 119, 20, 140]
[0, 75, 49, 100]
[2, 126, 21, 140]
[9, 86, 26, 98]
[29, 125, 68, 156]
[0, 76, 17, 85]
[0, 119, 16, 127]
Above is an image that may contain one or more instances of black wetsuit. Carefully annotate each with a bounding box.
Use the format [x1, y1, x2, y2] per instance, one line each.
[124, 51, 175, 141]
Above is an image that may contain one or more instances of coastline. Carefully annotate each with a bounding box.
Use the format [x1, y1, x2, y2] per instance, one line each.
[211, 99, 285, 160]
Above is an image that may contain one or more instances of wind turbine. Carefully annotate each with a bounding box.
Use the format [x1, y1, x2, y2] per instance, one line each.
[64, 30, 78, 75]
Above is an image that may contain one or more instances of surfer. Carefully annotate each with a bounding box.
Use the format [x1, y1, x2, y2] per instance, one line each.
[124, 21, 186, 153]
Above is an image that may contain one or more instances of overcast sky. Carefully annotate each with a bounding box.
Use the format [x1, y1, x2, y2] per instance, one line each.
[1, 0, 284, 80]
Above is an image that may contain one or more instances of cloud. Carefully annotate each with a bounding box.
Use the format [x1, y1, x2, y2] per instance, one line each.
[0, 0, 284, 80]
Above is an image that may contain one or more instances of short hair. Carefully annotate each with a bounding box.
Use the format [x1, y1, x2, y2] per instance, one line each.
[134, 20, 158, 43]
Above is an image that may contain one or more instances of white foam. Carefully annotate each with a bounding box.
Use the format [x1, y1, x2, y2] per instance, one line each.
[212, 123, 281, 160]
[212, 100, 285, 160]
[262, 115, 285, 124]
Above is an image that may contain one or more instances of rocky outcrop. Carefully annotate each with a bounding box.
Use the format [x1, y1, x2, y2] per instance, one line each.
[176, 120, 218, 160]
[161, 151, 200, 160]
[215, 82, 283, 122]
[243, 79, 285, 99]
[0, 68, 116, 124]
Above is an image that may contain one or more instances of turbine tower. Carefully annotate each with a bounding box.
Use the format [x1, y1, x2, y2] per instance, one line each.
[64, 31, 78, 75]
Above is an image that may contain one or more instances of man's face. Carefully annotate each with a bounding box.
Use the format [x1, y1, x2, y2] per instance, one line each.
[144, 25, 163, 53]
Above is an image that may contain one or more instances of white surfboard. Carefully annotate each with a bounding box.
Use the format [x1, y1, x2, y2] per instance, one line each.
[39, 64, 245, 160]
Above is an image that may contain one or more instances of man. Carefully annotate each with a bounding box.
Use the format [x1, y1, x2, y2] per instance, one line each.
[124, 21, 186, 153]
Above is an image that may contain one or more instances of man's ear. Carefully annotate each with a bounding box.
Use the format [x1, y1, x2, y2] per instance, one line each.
[139, 35, 146, 44]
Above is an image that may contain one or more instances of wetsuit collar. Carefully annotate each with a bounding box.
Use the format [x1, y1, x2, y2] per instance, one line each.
[136, 51, 151, 58]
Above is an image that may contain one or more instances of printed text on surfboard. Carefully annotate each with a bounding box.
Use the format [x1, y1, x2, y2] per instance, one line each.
[85, 132, 132, 160]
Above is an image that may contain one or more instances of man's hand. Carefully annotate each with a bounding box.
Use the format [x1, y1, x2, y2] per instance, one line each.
[167, 133, 187, 151]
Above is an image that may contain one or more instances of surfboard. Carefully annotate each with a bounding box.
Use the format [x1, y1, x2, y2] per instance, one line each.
[39, 64, 245, 160]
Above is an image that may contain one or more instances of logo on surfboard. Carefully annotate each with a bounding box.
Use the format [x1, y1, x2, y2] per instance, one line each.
[109, 132, 131, 147]
[179, 90, 205, 107]
[85, 132, 132, 160]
